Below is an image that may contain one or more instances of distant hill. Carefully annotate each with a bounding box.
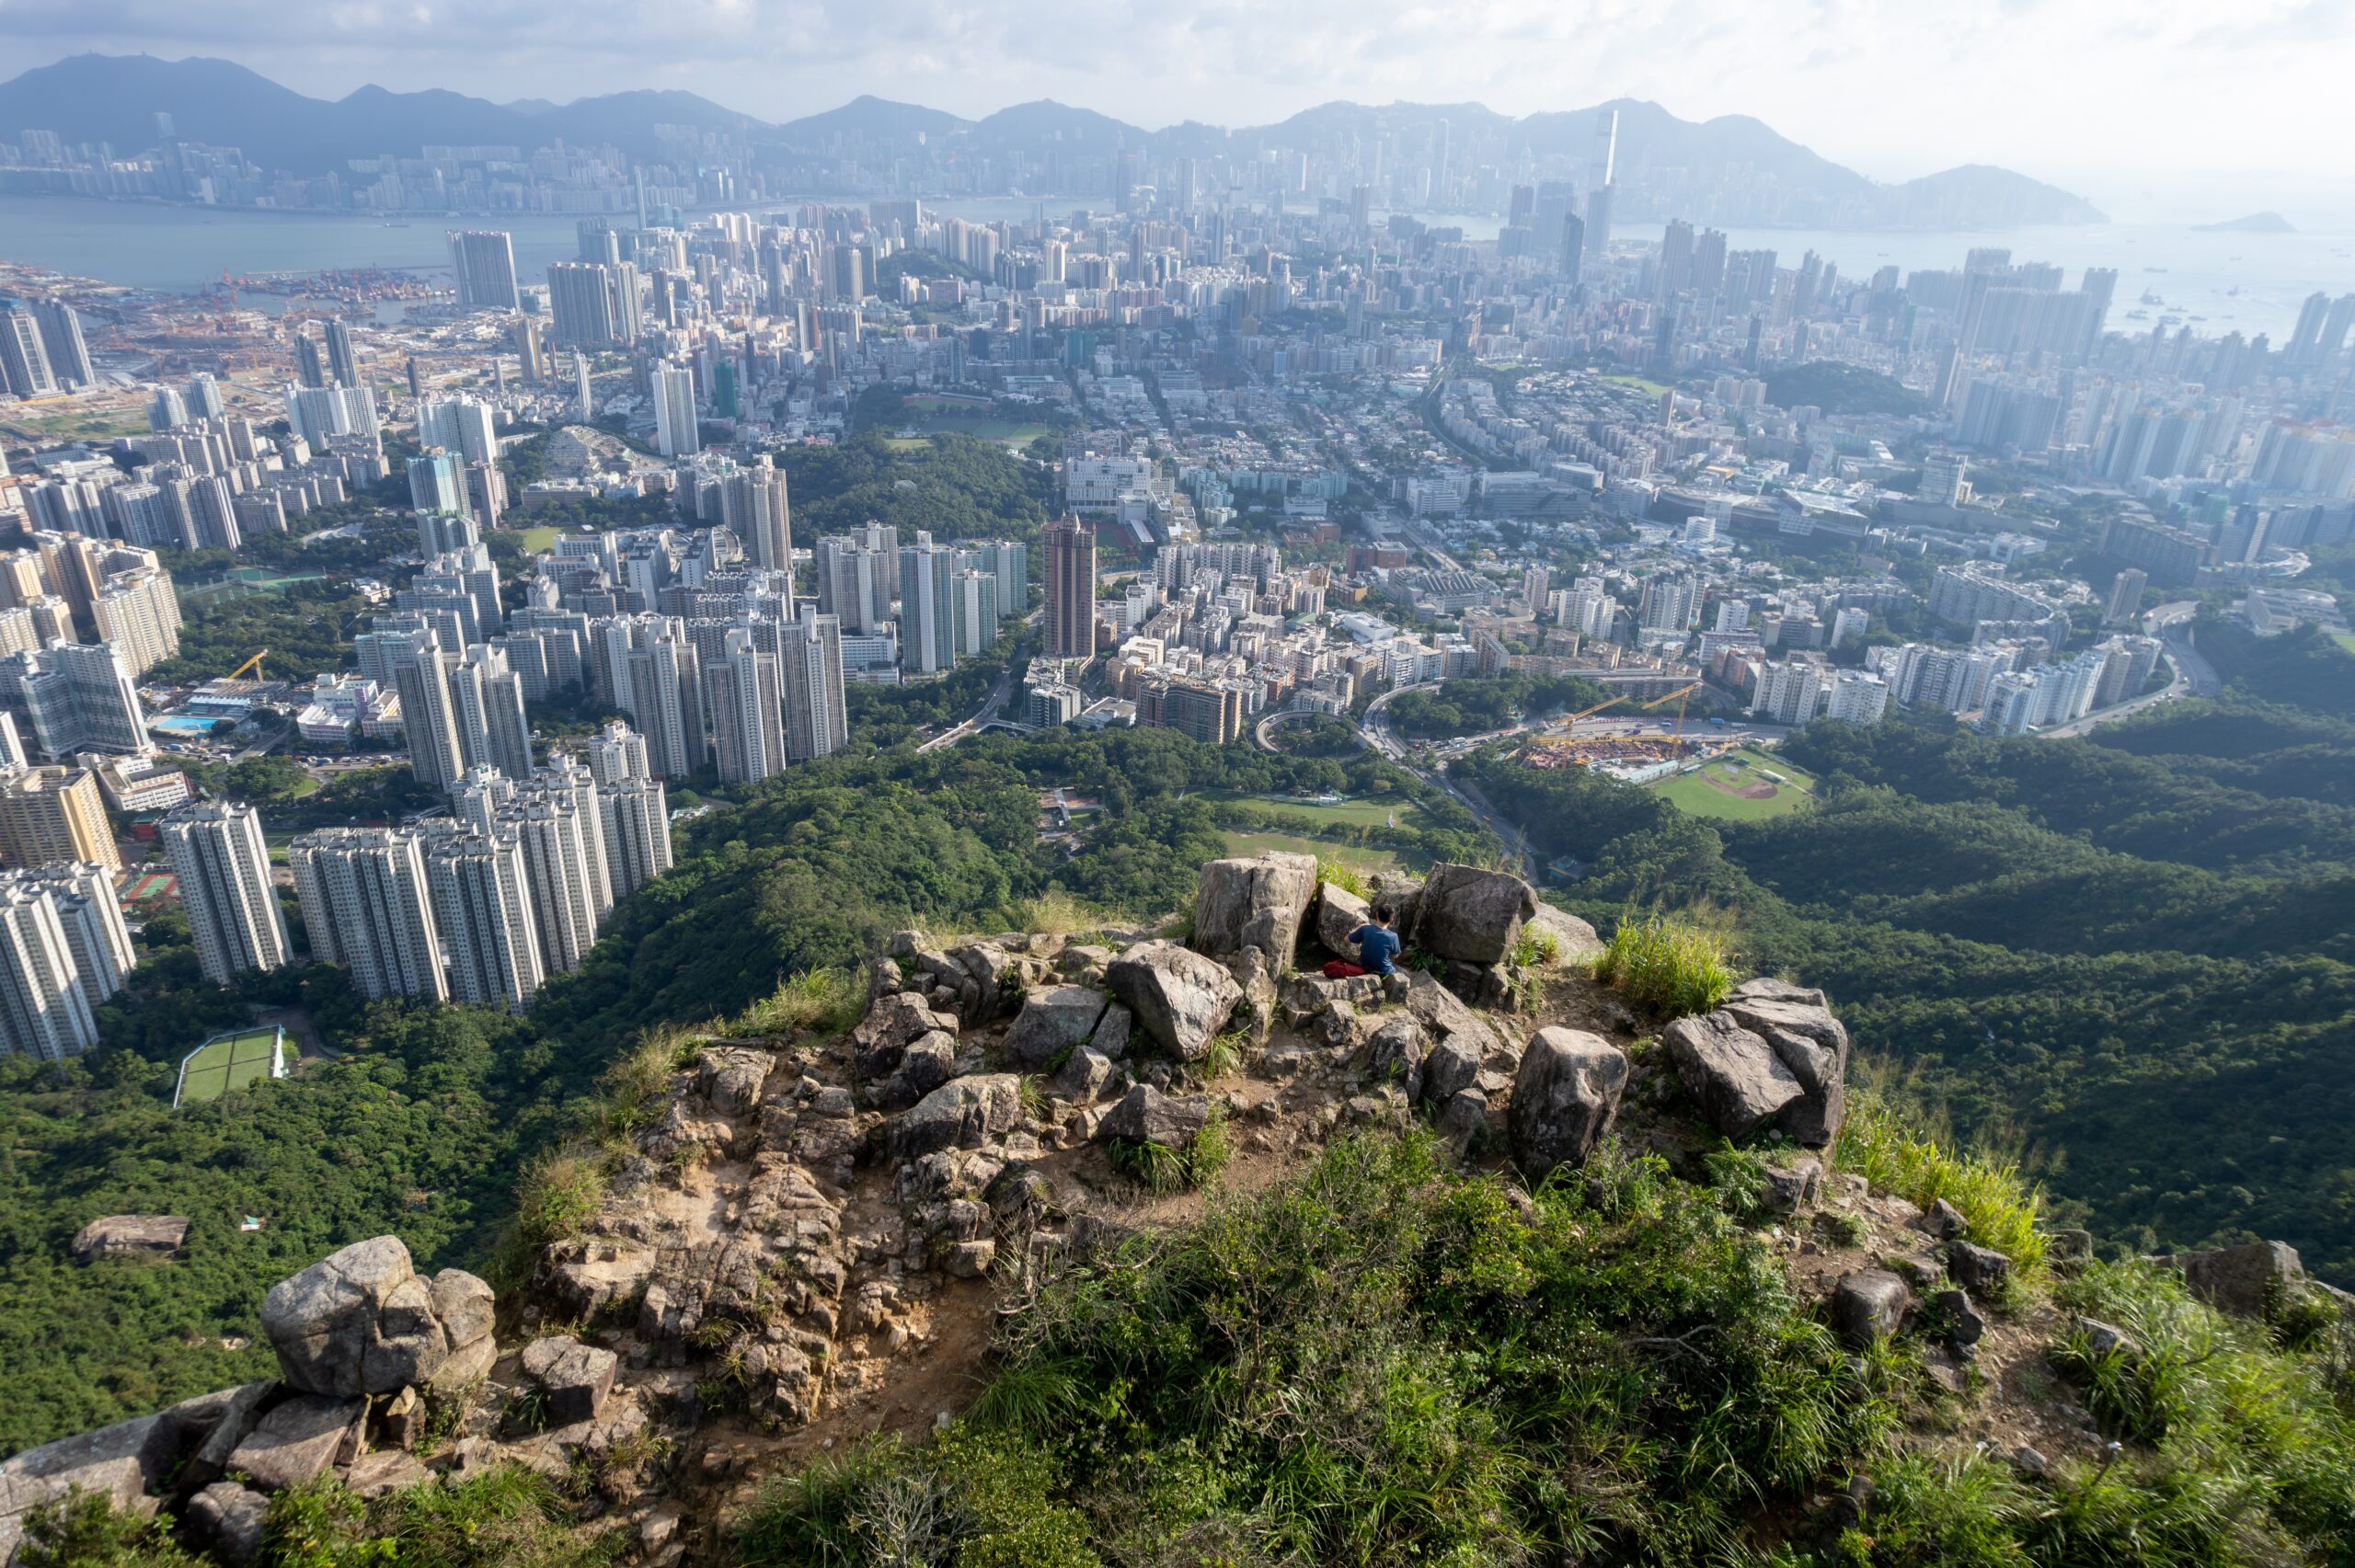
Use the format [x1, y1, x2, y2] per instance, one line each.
[2197, 212, 2298, 234]
[0, 55, 2103, 228]
[0, 53, 764, 171]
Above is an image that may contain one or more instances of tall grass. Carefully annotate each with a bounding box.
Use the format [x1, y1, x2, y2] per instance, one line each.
[1591, 911, 1733, 1017]
[1011, 888, 1113, 939]
[723, 967, 862, 1038]
[1834, 1083, 2047, 1285]
[1315, 856, 1373, 898]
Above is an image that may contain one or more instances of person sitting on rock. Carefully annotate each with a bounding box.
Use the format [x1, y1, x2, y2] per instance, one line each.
[1324, 904, 1401, 980]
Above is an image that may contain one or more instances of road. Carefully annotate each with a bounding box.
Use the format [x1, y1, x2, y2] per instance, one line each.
[917, 612, 1044, 753]
[2038, 601, 2215, 738]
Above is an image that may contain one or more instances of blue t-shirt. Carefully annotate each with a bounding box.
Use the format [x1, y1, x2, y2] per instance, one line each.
[1350, 923, 1402, 976]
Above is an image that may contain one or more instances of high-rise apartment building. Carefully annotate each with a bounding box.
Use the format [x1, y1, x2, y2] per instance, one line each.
[0, 766, 118, 872]
[652, 362, 699, 458]
[161, 799, 288, 985]
[0, 879, 98, 1059]
[584, 719, 649, 786]
[780, 611, 847, 764]
[8, 640, 148, 758]
[897, 536, 960, 675]
[289, 828, 449, 1002]
[424, 828, 543, 1011]
[2105, 568, 2149, 624]
[1042, 516, 1097, 659]
[704, 627, 784, 785]
[597, 777, 672, 901]
[10, 862, 132, 1008]
[0, 308, 58, 399]
[446, 231, 522, 312]
[721, 456, 792, 574]
[497, 788, 603, 976]
[29, 300, 92, 388]
[91, 569, 182, 676]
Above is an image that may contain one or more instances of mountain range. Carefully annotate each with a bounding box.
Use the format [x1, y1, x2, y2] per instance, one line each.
[0, 54, 2106, 227]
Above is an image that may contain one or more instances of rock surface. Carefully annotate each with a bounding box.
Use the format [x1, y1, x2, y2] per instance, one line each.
[1509, 1027, 1629, 1176]
[1098, 1084, 1211, 1148]
[521, 1333, 620, 1425]
[1832, 1271, 1912, 1346]
[259, 1237, 492, 1398]
[1314, 881, 1373, 959]
[890, 1074, 1023, 1160]
[1193, 852, 1318, 961]
[1001, 985, 1109, 1068]
[1106, 941, 1244, 1060]
[226, 1393, 367, 1491]
[1411, 863, 1540, 964]
[2182, 1240, 2303, 1318]
[1663, 1012, 1803, 1139]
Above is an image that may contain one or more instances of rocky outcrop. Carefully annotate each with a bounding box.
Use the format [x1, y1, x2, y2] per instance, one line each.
[1410, 863, 1539, 964]
[1099, 1084, 1212, 1148]
[69, 1214, 189, 1262]
[1193, 852, 1318, 962]
[1509, 1027, 1629, 1176]
[1106, 941, 1244, 1060]
[892, 1074, 1024, 1161]
[1314, 880, 1372, 959]
[1662, 982, 1850, 1148]
[260, 1238, 496, 1400]
[1832, 1270, 1912, 1346]
[227, 1393, 367, 1492]
[2181, 1240, 2303, 1318]
[519, 1334, 619, 1425]
[1001, 985, 1109, 1069]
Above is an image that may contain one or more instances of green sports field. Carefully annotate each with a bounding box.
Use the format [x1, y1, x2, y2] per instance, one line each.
[173, 1027, 285, 1107]
[1649, 748, 1819, 822]
[1218, 830, 1423, 878]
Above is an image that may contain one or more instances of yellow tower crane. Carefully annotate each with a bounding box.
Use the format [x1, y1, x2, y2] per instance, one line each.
[224, 649, 269, 683]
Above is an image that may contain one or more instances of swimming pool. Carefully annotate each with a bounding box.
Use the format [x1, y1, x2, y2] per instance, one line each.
[152, 715, 230, 736]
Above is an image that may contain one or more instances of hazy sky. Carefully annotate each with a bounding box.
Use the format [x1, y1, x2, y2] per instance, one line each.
[7, 0, 2355, 210]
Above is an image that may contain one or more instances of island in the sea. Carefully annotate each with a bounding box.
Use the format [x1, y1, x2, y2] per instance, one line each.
[2195, 211, 2297, 233]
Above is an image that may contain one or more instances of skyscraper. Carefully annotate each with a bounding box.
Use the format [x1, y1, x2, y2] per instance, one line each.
[0, 308, 58, 399]
[1585, 109, 1617, 262]
[324, 319, 359, 387]
[293, 330, 327, 389]
[704, 626, 784, 785]
[13, 862, 133, 1007]
[29, 299, 93, 389]
[1043, 515, 1098, 658]
[392, 635, 469, 793]
[584, 719, 649, 786]
[497, 787, 602, 976]
[721, 455, 792, 575]
[547, 262, 620, 349]
[780, 611, 847, 764]
[446, 231, 522, 312]
[15, 640, 149, 757]
[161, 799, 288, 985]
[597, 777, 672, 900]
[652, 363, 699, 458]
[0, 879, 98, 1059]
[897, 535, 959, 674]
[289, 828, 449, 1002]
[0, 766, 118, 873]
[424, 828, 543, 1011]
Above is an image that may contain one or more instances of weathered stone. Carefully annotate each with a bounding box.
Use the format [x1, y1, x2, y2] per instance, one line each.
[945, 1240, 997, 1278]
[2049, 1228, 2096, 1265]
[852, 992, 957, 1081]
[1402, 971, 1503, 1061]
[1723, 995, 1850, 1145]
[950, 944, 1018, 1021]
[0, 1413, 177, 1560]
[1088, 1002, 1132, 1061]
[227, 1394, 367, 1491]
[428, 1268, 495, 1351]
[1662, 1012, 1803, 1140]
[1509, 1027, 1629, 1177]
[1224, 946, 1280, 1047]
[1106, 941, 1244, 1060]
[1436, 1088, 1489, 1150]
[1364, 1016, 1428, 1101]
[1832, 1270, 1911, 1346]
[1422, 1036, 1482, 1106]
[698, 1047, 771, 1116]
[186, 1482, 270, 1563]
[520, 1334, 619, 1425]
[1193, 852, 1318, 962]
[1525, 904, 1603, 963]
[1730, 976, 1829, 1008]
[891, 1075, 1023, 1161]
[1947, 1242, 2013, 1297]
[1933, 1288, 1987, 1346]
[1763, 1156, 1823, 1214]
[1411, 864, 1539, 964]
[1001, 986, 1110, 1069]
[1314, 881, 1373, 960]
[427, 1332, 497, 1395]
[1917, 1198, 1967, 1240]
[180, 1381, 276, 1491]
[2182, 1240, 2303, 1318]
[1098, 1084, 1211, 1149]
[262, 1236, 434, 1398]
[1051, 1046, 1115, 1103]
[359, 1273, 448, 1392]
[68, 1214, 189, 1262]
[344, 1449, 431, 1499]
[2074, 1316, 2139, 1359]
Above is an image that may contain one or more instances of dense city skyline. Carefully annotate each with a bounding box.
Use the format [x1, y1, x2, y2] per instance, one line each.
[6, 3, 2355, 214]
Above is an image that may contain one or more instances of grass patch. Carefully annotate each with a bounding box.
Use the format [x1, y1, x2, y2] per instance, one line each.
[1591, 911, 1733, 1018]
[1649, 747, 1819, 823]
[1315, 855, 1373, 898]
[721, 967, 863, 1038]
[1220, 830, 1418, 878]
[1834, 1082, 2047, 1286]
[509, 524, 563, 554]
[1013, 888, 1113, 939]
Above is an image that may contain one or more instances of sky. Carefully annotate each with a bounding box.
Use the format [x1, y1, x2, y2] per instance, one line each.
[6, 0, 2355, 219]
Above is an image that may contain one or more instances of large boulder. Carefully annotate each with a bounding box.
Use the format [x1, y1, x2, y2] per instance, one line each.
[1098, 1085, 1212, 1149]
[1510, 1028, 1630, 1176]
[1364, 1017, 1428, 1102]
[1719, 994, 1850, 1147]
[1001, 986, 1109, 1069]
[852, 992, 959, 1081]
[225, 1394, 367, 1491]
[1661, 1012, 1804, 1141]
[262, 1237, 463, 1398]
[891, 1075, 1023, 1161]
[1314, 881, 1373, 960]
[1106, 942, 1244, 1060]
[0, 1413, 179, 1562]
[187, 1481, 270, 1562]
[1410, 864, 1539, 964]
[2183, 1240, 2303, 1318]
[1403, 971, 1504, 1064]
[1526, 905, 1603, 964]
[1193, 852, 1318, 961]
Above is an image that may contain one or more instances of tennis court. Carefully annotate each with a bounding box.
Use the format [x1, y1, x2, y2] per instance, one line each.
[173, 1026, 287, 1108]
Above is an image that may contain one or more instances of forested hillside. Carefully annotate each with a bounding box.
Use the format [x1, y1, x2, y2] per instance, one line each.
[1462, 697, 2355, 1280]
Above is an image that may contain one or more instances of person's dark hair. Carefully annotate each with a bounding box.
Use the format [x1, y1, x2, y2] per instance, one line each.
[1372, 903, 1395, 925]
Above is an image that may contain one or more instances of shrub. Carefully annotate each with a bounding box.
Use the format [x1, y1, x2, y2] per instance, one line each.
[1592, 911, 1732, 1017]
[1013, 888, 1111, 938]
[510, 1150, 605, 1252]
[267, 1464, 617, 1568]
[13, 1489, 202, 1568]
[725, 967, 861, 1039]
[1315, 855, 1373, 898]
